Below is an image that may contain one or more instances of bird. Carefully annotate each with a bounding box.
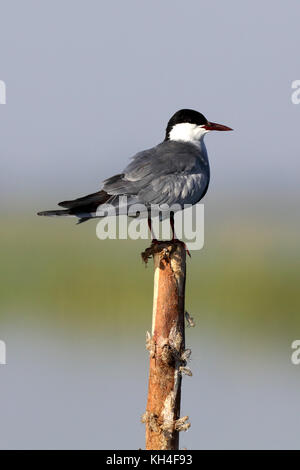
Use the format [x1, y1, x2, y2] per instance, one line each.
[37, 109, 232, 240]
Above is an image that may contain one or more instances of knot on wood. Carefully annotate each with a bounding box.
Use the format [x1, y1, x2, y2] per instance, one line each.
[179, 349, 192, 375]
[142, 410, 190, 440]
[141, 412, 160, 433]
[179, 366, 193, 376]
[141, 240, 181, 265]
[169, 324, 192, 372]
[174, 416, 191, 432]
[181, 348, 192, 362]
[160, 343, 192, 372]
[160, 343, 174, 365]
[145, 331, 155, 358]
[169, 325, 183, 354]
[158, 327, 183, 366]
[146, 328, 192, 368]
[160, 394, 191, 448]
[159, 326, 193, 372]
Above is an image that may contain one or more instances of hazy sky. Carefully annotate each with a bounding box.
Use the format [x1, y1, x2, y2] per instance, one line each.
[0, 0, 299, 207]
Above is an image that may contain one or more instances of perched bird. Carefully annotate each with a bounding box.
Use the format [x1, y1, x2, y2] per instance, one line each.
[37, 109, 232, 237]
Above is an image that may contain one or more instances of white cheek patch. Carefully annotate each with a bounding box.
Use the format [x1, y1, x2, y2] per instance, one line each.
[169, 123, 208, 146]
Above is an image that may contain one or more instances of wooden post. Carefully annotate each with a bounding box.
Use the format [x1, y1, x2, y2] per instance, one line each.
[141, 241, 191, 450]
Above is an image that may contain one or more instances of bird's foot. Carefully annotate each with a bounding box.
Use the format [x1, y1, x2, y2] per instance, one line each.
[141, 239, 165, 264]
[141, 239, 191, 264]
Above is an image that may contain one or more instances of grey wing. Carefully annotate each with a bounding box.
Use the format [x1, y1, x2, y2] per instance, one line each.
[102, 141, 210, 207]
[137, 172, 208, 206]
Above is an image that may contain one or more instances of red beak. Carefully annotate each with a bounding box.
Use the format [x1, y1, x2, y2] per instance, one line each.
[204, 122, 233, 131]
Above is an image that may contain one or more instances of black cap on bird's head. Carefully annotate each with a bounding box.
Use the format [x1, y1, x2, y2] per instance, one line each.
[165, 108, 233, 141]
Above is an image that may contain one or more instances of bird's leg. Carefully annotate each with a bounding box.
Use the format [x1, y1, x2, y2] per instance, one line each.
[170, 212, 191, 258]
[185, 246, 191, 257]
[148, 217, 158, 243]
[170, 212, 176, 241]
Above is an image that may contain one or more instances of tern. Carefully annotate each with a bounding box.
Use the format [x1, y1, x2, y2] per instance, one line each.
[38, 109, 232, 239]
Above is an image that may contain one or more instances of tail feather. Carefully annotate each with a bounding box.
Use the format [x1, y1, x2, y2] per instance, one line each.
[58, 190, 110, 208]
[37, 189, 112, 222]
[37, 209, 72, 217]
[76, 217, 91, 225]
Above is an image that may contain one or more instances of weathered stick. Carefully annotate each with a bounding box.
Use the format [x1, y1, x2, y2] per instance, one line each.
[141, 241, 191, 450]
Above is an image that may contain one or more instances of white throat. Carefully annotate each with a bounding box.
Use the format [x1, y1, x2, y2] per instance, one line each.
[168, 123, 209, 147]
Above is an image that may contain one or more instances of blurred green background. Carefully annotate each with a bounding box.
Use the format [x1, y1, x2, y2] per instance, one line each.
[1, 207, 299, 342]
